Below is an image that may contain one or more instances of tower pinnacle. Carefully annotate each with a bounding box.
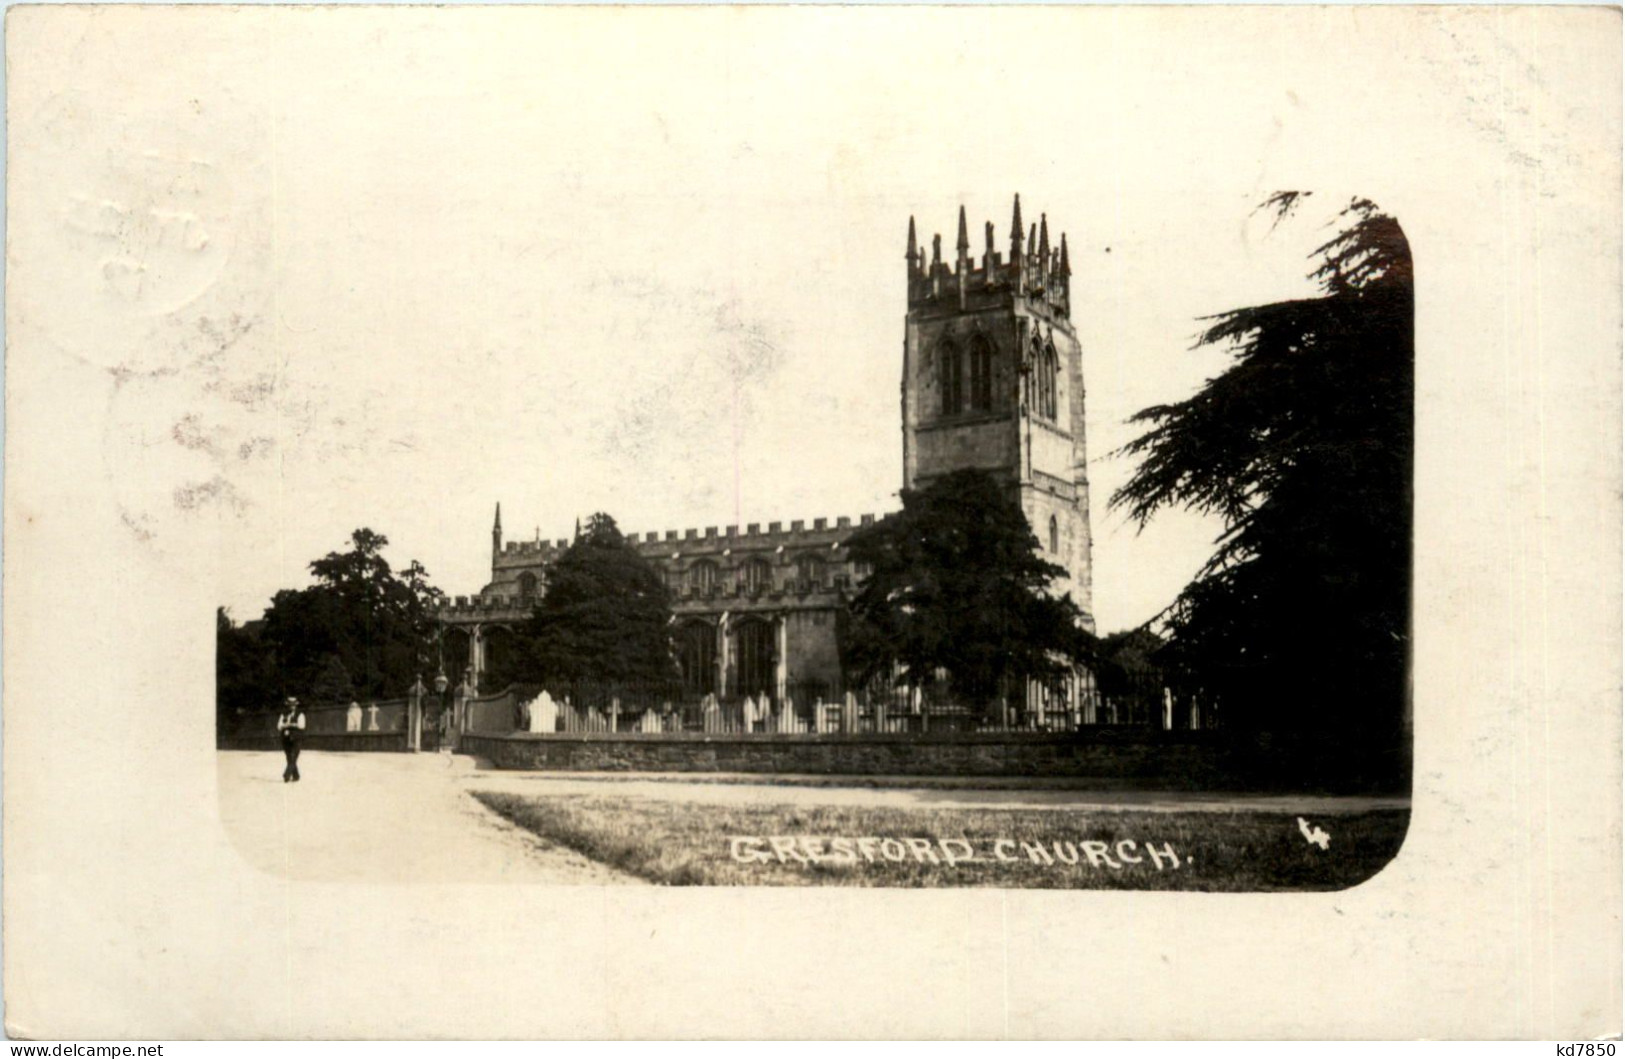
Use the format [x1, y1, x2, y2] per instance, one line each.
[906, 216, 918, 266]
[956, 205, 970, 254]
[1010, 194, 1025, 258]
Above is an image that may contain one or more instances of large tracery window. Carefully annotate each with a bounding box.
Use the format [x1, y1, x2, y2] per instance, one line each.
[734, 618, 776, 697]
[939, 340, 963, 417]
[676, 620, 716, 694]
[969, 335, 994, 413]
[1049, 515, 1060, 554]
[517, 572, 539, 600]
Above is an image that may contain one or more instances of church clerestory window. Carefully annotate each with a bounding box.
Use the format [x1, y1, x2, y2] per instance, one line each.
[688, 560, 718, 597]
[743, 557, 772, 595]
[795, 553, 825, 591]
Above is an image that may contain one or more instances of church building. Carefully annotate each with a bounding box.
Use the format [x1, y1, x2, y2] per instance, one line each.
[439, 195, 1095, 701]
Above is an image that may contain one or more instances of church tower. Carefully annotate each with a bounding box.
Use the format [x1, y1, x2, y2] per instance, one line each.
[900, 195, 1094, 629]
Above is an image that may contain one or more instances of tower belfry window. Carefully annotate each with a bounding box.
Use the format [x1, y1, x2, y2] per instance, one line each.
[1049, 515, 1059, 554]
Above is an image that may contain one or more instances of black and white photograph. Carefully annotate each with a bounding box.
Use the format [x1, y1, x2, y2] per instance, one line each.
[212, 185, 1413, 892]
[4, 3, 1618, 1040]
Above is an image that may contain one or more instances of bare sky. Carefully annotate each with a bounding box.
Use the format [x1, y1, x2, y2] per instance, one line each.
[17, 7, 1598, 632]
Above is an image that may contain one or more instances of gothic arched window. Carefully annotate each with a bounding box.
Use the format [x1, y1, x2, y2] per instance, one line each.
[969, 335, 994, 413]
[676, 620, 716, 694]
[1038, 343, 1059, 421]
[735, 618, 776, 697]
[688, 560, 718, 596]
[1049, 515, 1059, 554]
[939, 340, 963, 417]
[743, 557, 772, 595]
[517, 572, 538, 600]
[795, 553, 825, 590]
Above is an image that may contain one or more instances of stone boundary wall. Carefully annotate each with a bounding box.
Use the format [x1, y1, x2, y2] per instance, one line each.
[458, 730, 1230, 784]
[217, 732, 410, 753]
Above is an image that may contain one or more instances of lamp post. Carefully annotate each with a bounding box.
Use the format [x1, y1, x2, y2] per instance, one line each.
[434, 668, 450, 751]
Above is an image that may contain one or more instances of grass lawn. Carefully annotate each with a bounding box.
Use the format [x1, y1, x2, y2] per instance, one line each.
[473, 791, 1409, 891]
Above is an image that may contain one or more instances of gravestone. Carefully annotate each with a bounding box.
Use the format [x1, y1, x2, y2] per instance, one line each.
[528, 691, 557, 734]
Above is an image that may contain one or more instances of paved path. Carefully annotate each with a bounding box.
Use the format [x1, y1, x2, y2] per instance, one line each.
[217, 751, 641, 884]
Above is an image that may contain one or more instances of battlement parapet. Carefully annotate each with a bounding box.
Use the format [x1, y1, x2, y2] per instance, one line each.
[488, 511, 892, 579]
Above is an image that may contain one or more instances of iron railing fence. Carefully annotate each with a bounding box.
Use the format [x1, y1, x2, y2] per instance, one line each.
[479, 673, 1219, 736]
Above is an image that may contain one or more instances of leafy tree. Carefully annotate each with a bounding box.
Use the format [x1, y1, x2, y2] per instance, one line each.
[513, 513, 676, 686]
[1092, 627, 1167, 725]
[216, 607, 273, 726]
[1111, 195, 1412, 755]
[259, 528, 446, 701]
[310, 653, 356, 704]
[839, 469, 1093, 712]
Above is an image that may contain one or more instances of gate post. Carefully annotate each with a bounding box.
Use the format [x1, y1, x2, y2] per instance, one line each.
[407, 676, 426, 752]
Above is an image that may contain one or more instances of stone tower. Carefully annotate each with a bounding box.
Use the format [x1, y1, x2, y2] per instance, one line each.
[900, 195, 1094, 629]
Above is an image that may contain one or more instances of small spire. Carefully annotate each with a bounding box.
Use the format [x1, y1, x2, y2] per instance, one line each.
[931, 233, 942, 267]
[1039, 214, 1050, 258]
[573, 516, 581, 542]
[1059, 233, 1071, 277]
[1029, 223, 1037, 253]
[984, 220, 995, 257]
[956, 205, 969, 254]
[1010, 194, 1025, 255]
[493, 502, 502, 532]
[906, 216, 918, 264]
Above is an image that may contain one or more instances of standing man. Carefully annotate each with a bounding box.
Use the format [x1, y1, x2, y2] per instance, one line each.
[277, 696, 306, 783]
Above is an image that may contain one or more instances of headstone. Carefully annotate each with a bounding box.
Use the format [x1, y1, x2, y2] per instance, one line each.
[842, 691, 859, 733]
[346, 701, 363, 732]
[528, 690, 557, 734]
[365, 703, 380, 732]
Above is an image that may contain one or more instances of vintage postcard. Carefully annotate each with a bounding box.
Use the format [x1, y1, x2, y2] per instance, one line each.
[4, 3, 1619, 1040]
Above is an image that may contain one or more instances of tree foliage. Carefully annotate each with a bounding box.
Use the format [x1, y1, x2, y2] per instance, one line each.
[839, 469, 1093, 710]
[513, 513, 676, 685]
[1111, 195, 1412, 749]
[216, 607, 273, 724]
[257, 528, 446, 701]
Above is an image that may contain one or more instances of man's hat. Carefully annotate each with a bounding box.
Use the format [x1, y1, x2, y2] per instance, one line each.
[286, 696, 299, 705]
